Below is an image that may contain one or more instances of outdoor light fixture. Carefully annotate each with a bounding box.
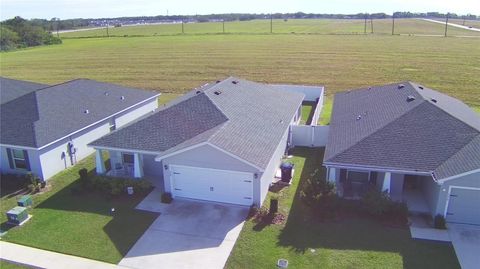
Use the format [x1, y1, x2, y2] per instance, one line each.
[164, 164, 168, 170]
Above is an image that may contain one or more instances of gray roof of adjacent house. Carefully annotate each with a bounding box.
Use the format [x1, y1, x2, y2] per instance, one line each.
[0, 77, 49, 105]
[90, 77, 305, 170]
[1, 78, 159, 148]
[324, 81, 480, 180]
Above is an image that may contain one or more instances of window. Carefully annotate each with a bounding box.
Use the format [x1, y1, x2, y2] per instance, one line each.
[122, 153, 134, 164]
[11, 149, 29, 170]
[347, 170, 369, 183]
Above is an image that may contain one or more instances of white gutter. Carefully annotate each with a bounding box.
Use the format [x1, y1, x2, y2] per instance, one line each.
[323, 162, 433, 176]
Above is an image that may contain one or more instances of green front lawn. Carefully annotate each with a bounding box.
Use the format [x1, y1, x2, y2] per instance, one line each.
[0, 155, 158, 264]
[226, 148, 459, 269]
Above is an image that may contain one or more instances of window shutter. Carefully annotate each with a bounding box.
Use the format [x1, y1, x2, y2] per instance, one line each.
[23, 150, 31, 171]
[6, 148, 14, 169]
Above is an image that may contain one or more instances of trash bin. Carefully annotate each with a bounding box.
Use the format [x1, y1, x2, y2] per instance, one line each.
[280, 162, 294, 182]
[6, 206, 28, 225]
[17, 195, 33, 207]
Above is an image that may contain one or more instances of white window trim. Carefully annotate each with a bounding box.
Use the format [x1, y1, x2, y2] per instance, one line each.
[11, 149, 28, 171]
[346, 169, 371, 182]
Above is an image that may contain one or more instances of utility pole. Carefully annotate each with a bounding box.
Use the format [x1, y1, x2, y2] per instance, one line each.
[444, 13, 449, 37]
[182, 20, 184, 34]
[55, 18, 59, 38]
[370, 17, 374, 33]
[462, 16, 465, 25]
[270, 14, 273, 34]
[222, 19, 225, 33]
[364, 14, 367, 34]
[106, 21, 109, 37]
[391, 14, 395, 35]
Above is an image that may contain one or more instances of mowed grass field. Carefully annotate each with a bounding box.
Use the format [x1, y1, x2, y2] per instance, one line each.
[1, 33, 479, 110]
[59, 18, 480, 38]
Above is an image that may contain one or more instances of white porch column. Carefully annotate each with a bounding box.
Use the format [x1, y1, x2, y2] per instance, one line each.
[95, 149, 106, 174]
[382, 172, 391, 193]
[327, 167, 336, 184]
[133, 153, 144, 178]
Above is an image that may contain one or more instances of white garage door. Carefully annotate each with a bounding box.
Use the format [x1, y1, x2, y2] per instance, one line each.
[170, 165, 254, 206]
[446, 187, 480, 225]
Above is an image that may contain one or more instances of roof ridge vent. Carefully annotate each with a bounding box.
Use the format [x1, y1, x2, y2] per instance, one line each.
[430, 98, 437, 103]
[214, 90, 222, 95]
[407, 95, 416, 102]
[398, 84, 405, 89]
[195, 90, 202, 94]
[120, 96, 125, 100]
[418, 86, 424, 90]
[231, 80, 239, 84]
[84, 109, 89, 114]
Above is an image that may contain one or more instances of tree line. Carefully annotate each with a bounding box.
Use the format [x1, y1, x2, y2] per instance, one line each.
[1, 16, 62, 51]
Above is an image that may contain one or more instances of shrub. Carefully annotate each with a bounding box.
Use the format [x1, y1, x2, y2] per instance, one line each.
[434, 214, 447, 229]
[269, 198, 279, 215]
[26, 173, 41, 193]
[78, 168, 89, 188]
[161, 192, 173, 203]
[300, 169, 336, 207]
[362, 187, 392, 216]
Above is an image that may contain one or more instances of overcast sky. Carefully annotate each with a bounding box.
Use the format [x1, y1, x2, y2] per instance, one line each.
[1, 0, 479, 20]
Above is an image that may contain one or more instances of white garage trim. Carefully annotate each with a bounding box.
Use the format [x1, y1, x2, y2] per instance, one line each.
[443, 185, 480, 219]
[169, 164, 254, 206]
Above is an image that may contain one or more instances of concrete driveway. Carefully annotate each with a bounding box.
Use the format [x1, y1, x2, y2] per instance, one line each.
[448, 224, 480, 269]
[119, 192, 249, 269]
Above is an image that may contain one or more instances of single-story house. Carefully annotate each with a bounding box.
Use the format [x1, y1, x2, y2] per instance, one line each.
[0, 77, 160, 180]
[89, 77, 312, 206]
[324, 81, 480, 225]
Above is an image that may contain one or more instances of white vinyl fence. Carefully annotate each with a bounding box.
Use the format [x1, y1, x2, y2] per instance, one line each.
[291, 125, 330, 147]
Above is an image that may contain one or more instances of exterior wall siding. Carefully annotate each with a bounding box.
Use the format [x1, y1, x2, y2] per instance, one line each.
[419, 176, 441, 216]
[1, 98, 159, 180]
[115, 99, 158, 128]
[436, 171, 480, 217]
[258, 125, 290, 206]
[38, 122, 111, 180]
[0, 147, 42, 178]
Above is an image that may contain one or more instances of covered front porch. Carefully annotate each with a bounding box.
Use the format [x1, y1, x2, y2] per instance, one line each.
[327, 167, 434, 214]
[94, 149, 164, 184]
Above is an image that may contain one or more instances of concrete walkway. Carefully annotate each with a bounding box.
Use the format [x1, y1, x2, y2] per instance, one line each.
[408, 215, 451, 242]
[0, 241, 124, 269]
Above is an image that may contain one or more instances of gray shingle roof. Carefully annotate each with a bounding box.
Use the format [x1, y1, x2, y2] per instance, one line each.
[90, 93, 229, 153]
[90, 77, 305, 170]
[1, 79, 158, 148]
[0, 77, 48, 105]
[324, 81, 480, 180]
